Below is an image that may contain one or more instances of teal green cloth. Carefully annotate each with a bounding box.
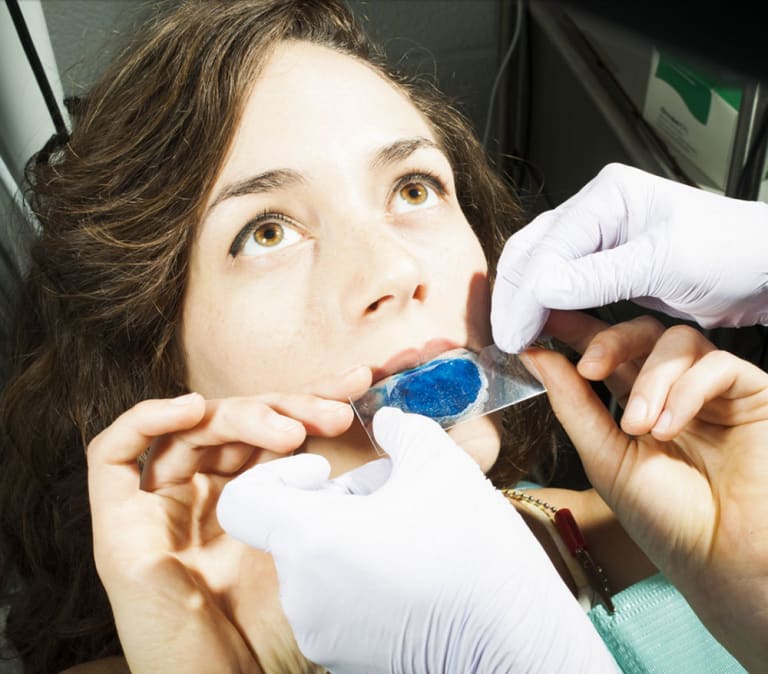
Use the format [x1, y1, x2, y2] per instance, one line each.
[512, 483, 743, 671]
[512, 480, 542, 491]
[589, 573, 745, 673]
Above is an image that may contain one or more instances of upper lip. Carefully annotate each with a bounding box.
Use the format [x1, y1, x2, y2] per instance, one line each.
[371, 338, 462, 385]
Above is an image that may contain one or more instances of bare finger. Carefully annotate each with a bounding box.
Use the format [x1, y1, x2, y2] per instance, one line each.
[620, 325, 716, 436]
[543, 309, 610, 354]
[140, 393, 354, 492]
[576, 315, 666, 381]
[197, 441, 260, 475]
[87, 393, 206, 506]
[542, 310, 643, 402]
[302, 365, 372, 401]
[522, 347, 631, 497]
[652, 350, 768, 440]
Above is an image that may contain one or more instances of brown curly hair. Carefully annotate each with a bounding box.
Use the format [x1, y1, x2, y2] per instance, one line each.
[0, 0, 554, 670]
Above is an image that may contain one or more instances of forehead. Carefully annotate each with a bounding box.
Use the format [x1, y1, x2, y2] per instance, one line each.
[214, 41, 437, 187]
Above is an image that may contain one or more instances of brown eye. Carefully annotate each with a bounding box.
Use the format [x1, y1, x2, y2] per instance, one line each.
[399, 182, 428, 205]
[253, 223, 284, 247]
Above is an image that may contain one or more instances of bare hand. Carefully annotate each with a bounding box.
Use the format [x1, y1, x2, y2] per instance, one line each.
[524, 312, 768, 671]
[87, 367, 371, 673]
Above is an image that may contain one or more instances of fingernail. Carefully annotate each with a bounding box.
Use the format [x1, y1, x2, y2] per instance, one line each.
[340, 365, 367, 377]
[653, 410, 672, 434]
[269, 413, 301, 431]
[171, 392, 198, 405]
[580, 344, 606, 364]
[577, 345, 606, 378]
[622, 396, 647, 424]
[518, 352, 542, 383]
[317, 399, 347, 413]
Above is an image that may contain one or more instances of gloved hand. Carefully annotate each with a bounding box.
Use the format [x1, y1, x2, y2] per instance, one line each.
[217, 408, 618, 674]
[491, 162, 768, 353]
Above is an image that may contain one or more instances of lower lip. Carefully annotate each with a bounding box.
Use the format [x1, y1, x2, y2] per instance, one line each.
[371, 338, 461, 384]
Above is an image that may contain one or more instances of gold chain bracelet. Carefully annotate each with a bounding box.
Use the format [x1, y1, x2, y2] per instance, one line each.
[502, 489, 615, 613]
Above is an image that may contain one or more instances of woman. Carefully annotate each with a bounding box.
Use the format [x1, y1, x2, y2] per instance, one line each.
[0, 1, 557, 671]
[0, 1, 748, 672]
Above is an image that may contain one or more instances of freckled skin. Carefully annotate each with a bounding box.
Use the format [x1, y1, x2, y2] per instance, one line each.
[182, 41, 501, 475]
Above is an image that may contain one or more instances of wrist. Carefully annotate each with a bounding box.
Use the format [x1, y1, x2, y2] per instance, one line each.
[118, 615, 255, 674]
[108, 590, 255, 674]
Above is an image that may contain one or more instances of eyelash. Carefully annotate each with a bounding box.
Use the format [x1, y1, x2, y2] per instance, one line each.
[228, 169, 449, 257]
[392, 170, 448, 200]
[229, 210, 297, 257]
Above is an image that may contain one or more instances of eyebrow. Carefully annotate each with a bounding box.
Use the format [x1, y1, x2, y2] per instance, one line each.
[369, 136, 442, 170]
[206, 136, 442, 215]
[206, 168, 305, 215]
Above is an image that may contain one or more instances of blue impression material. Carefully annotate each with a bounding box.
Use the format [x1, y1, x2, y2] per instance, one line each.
[387, 357, 483, 424]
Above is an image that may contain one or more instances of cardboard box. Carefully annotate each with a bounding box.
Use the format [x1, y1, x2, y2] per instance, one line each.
[643, 50, 743, 190]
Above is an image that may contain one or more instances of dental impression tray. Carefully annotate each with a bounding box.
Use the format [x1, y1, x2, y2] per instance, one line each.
[351, 345, 546, 454]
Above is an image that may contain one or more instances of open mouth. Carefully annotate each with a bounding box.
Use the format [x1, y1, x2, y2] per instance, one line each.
[370, 337, 462, 385]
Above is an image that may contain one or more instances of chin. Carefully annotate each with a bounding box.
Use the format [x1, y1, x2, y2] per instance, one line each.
[446, 412, 502, 473]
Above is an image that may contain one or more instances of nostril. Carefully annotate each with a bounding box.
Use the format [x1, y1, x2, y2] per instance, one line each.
[366, 286, 426, 314]
[366, 295, 392, 314]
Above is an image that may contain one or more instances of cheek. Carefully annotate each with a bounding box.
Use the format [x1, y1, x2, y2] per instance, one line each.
[182, 266, 321, 396]
[434, 224, 492, 340]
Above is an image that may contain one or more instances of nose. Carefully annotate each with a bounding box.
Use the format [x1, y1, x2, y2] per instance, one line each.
[337, 226, 428, 322]
[361, 254, 427, 317]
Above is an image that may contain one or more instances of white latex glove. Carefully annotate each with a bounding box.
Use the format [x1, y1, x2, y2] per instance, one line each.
[217, 407, 618, 674]
[491, 162, 768, 353]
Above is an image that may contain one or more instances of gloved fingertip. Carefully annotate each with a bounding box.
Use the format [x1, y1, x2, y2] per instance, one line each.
[217, 463, 326, 552]
[324, 457, 392, 495]
[370, 406, 404, 450]
[216, 454, 331, 537]
[216, 481, 268, 547]
[371, 404, 402, 428]
[372, 407, 445, 466]
[491, 325, 527, 354]
[251, 453, 332, 490]
[492, 302, 549, 354]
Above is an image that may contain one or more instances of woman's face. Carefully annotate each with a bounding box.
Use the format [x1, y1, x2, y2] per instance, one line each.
[182, 41, 500, 473]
